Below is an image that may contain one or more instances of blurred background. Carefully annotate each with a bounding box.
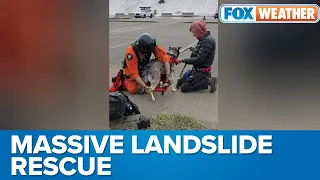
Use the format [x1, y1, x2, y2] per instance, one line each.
[0, 0, 109, 129]
[1, 0, 320, 130]
[218, 0, 320, 129]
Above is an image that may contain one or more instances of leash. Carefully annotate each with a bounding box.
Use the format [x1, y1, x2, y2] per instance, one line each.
[178, 46, 194, 77]
[177, 42, 198, 77]
[167, 42, 198, 83]
[169, 53, 187, 77]
[169, 45, 195, 76]
[180, 64, 187, 77]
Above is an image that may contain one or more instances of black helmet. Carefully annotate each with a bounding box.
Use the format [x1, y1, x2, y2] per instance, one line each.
[136, 33, 156, 54]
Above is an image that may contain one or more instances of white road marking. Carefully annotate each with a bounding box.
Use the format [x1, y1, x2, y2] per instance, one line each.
[180, 40, 198, 52]
[111, 25, 151, 31]
[109, 40, 135, 49]
[109, 22, 179, 49]
[110, 22, 177, 35]
[109, 37, 197, 51]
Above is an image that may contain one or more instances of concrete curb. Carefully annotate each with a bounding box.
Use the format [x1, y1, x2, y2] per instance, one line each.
[109, 18, 131, 20]
[109, 20, 159, 23]
[179, 21, 219, 24]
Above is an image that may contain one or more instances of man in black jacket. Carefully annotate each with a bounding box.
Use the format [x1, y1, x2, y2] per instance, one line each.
[175, 20, 218, 93]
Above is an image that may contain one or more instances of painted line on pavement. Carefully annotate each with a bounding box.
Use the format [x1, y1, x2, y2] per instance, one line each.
[109, 22, 179, 49]
[111, 25, 146, 32]
[109, 40, 135, 49]
[110, 36, 197, 50]
[110, 22, 177, 35]
[110, 24, 159, 31]
[180, 40, 198, 52]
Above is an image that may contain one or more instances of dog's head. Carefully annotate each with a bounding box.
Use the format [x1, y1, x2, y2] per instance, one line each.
[167, 46, 182, 58]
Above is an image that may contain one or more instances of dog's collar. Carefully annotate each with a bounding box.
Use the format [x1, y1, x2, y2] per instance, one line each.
[169, 57, 178, 65]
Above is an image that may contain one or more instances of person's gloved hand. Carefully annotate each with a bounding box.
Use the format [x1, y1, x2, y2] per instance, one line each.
[175, 59, 184, 64]
[140, 85, 152, 95]
[144, 85, 153, 93]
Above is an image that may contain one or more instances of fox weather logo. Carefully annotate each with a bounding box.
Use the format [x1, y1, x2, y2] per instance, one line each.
[219, 5, 256, 23]
[219, 4, 320, 23]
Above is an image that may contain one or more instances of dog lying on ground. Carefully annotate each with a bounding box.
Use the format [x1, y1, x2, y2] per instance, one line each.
[140, 46, 181, 101]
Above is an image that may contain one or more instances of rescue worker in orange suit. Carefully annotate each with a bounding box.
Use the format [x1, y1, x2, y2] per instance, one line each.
[122, 33, 171, 94]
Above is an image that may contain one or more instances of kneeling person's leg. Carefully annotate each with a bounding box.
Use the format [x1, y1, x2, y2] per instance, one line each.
[181, 78, 208, 92]
[180, 72, 209, 92]
[208, 76, 218, 93]
[124, 80, 140, 94]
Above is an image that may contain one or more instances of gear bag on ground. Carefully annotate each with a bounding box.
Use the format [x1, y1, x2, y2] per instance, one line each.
[109, 91, 141, 120]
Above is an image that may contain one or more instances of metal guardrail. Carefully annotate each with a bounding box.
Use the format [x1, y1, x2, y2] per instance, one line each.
[161, 13, 173, 17]
[115, 13, 125, 16]
[182, 12, 195, 17]
[114, 13, 129, 18]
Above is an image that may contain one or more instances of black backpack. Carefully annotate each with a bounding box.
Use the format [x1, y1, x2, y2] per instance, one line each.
[109, 91, 141, 121]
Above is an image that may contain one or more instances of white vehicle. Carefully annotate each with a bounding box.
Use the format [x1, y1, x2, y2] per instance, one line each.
[134, 7, 154, 18]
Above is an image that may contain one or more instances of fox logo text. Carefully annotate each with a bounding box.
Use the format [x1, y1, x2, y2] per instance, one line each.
[219, 4, 319, 23]
[222, 6, 256, 22]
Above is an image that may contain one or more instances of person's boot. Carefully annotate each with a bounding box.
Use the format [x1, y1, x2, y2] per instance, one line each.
[208, 77, 218, 93]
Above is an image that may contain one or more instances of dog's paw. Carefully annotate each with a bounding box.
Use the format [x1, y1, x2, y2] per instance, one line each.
[172, 88, 177, 92]
[168, 77, 174, 84]
[151, 97, 156, 102]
